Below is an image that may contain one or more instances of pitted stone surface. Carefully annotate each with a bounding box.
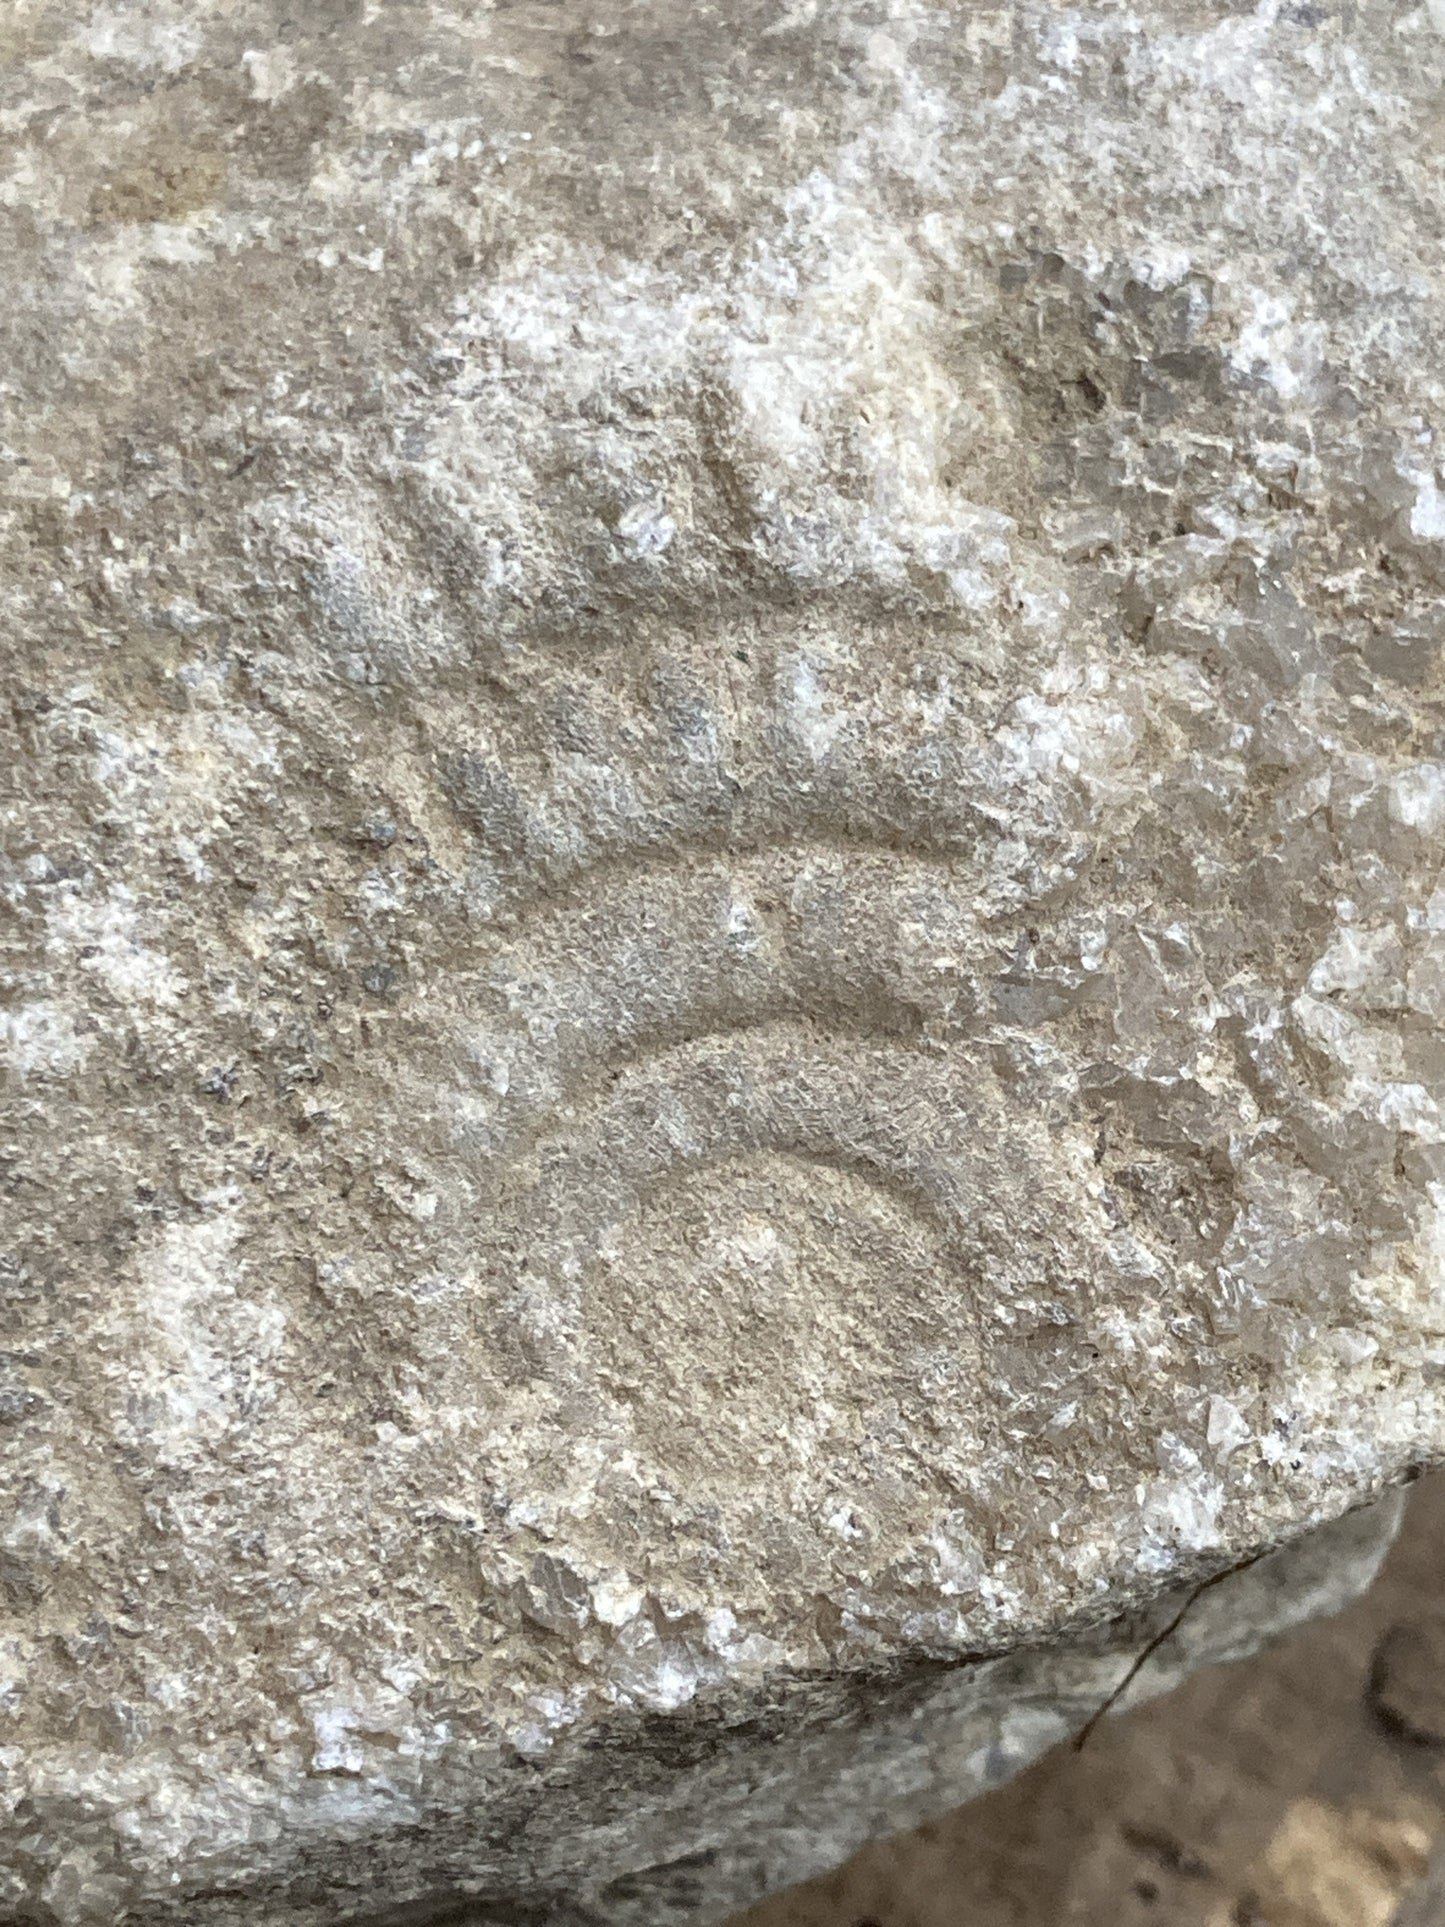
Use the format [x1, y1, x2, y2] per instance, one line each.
[3, 1, 1445, 1920]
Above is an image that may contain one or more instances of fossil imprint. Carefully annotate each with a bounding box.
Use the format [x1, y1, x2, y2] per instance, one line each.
[10, 3, 1445, 1913]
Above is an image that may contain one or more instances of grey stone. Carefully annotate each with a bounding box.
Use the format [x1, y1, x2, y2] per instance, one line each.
[2, 0, 1445, 1919]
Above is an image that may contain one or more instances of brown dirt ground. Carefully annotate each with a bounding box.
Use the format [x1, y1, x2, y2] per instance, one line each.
[739, 1474, 1445, 1927]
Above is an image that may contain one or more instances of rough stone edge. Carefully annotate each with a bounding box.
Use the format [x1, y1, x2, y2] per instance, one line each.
[329, 1489, 1406, 1927]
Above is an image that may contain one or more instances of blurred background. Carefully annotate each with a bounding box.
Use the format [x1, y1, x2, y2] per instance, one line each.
[739, 1474, 1445, 1927]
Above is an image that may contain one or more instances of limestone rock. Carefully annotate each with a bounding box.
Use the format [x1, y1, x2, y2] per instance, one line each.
[3, 0, 1445, 1919]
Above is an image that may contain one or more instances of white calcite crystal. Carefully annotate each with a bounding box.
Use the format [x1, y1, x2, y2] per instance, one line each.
[2, 0, 1444, 1920]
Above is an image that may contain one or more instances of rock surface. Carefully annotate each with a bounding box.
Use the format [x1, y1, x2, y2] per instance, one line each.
[745, 1473, 1445, 1927]
[4, 0, 1445, 1920]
